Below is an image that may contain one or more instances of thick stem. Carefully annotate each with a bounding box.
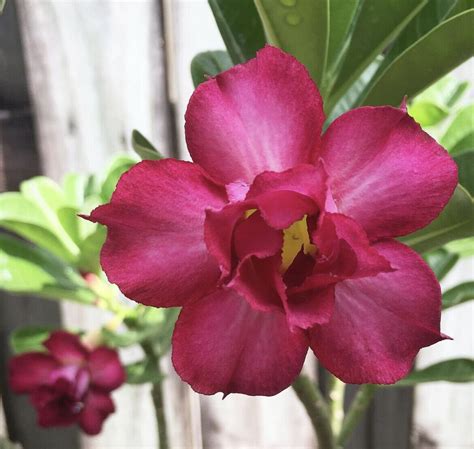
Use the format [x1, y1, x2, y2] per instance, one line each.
[328, 376, 345, 437]
[337, 385, 377, 448]
[292, 375, 336, 449]
[142, 343, 169, 449]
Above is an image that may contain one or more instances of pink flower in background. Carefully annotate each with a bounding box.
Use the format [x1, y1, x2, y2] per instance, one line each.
[9, 331, 125, 435]
[86, 46, 457, 396]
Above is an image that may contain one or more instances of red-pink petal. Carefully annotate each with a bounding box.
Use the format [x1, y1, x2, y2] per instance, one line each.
[87, 159, 227, 307]
[9, 353, 59, 393]
[36, 398, 79, 428]
[312, 213, 393, 278]
[79, 389, 115, 435]
[229, 255, 285, 312]
[185, 46, 325, 184]
[88, 347, 125, 392]
[44, 331, 88, 365]
[320, 106, 458, 239]
[309, 240, 446, 384]
[172, 288, 308, 396]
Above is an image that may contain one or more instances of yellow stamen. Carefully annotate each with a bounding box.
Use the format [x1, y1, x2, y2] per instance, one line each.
[281, 215, 316, 272]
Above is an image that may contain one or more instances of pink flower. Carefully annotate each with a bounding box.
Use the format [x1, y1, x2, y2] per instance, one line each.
[86, 46, 457, 396]
[9, 331, 125, 435]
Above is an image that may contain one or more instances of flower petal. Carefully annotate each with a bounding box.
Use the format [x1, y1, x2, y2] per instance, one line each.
[36, 398, 79, 428]
[9, 353, 59, 393]
[320, 106, 458, 239]
[172, 288, 308, 396]
[87, 159, 227, 307]
[309, 240, 446, 384]
[185, 46, 325, 184]
[79, 389, 115, 435]
[88, 347, 125, 392]
[44, 331, 88, 365]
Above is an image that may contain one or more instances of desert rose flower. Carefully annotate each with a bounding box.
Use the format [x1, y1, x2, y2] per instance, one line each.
[86, 46, 457, 396]
[9, 331, 125, 434]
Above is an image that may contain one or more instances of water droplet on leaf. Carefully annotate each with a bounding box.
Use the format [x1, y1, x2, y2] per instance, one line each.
[286, 13, 302, 25]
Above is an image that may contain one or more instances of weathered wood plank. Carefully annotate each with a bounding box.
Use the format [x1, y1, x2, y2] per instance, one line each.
[0, 2, 79, 448]
[15, 0, 201, 447]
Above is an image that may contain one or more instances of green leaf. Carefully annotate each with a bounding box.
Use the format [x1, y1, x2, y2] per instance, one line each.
[397, 359, 474, 385]
[443, 282, 474, 309]
[400, 185, 474, 253]
[453, 150, 474, 196]
[125, 359, 163, 385]
[445, 237, 474, 257]
[376, 0, 458, 77]
[209, 0, 265, 64]
[191, 51, 233, 87]
[327, 56, 383, 122]
[362, 10, 474, 106]
[76, 226, 106, 274]
[20, 177, 80, 257]
[424, 248, 459, 281]
[0, 192, 76, 261]
[101, 155, 136, 202]
[63, 173, 87, 209]
[0, 234, 95, 303]
[131, 130, 163, 161]
[324, 0, 363, 92]
[101, 325, 161, 348]
[329, 0, 427, 108]
[0, 0, 5, 13]
[441, 105, 474, 153]
[10, 326, 53, 354]
[254, 0, 329, 88]
[408, 101, 449, 128]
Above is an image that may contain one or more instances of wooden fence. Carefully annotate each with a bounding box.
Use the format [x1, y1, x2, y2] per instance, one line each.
[0, 1, 472, 448]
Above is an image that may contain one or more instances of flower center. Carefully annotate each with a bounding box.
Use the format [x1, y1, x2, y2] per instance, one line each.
[281, 215, 316, 272]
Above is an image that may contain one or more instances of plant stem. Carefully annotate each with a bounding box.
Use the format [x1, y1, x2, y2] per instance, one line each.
[292, 375, 336, 449]
[337, 384, 377, 447]
[328, 375, 346, 437]
[141, 343, 169, 449]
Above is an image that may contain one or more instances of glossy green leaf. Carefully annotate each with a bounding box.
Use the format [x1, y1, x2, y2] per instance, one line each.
[408, 102, 449, 127]
[377, 0, 457, 76]
[362, 10, 474, 106]
[209, 0, 265, 64]
[443, 282, 474, 309]
[125, 359, 163, 385]
[0, 0, 5, 13]
[324, 0, 363, 91]
[397, 359, 474, 385]
[448, 0, 474, 18]
[191, 51, 233, 87]
[0, 234, 94, 303]
[424, 248, 459, 281]
[401, 185, 474, 254]
[254, 0, 329, 87]
[329, 0, 427, 107]
[131, 130, 163, 161]
[453, 150, 474, 196]
[326, 56, 383, 123]
[10, 326, 53, 354]
[441, 105, 474, 153]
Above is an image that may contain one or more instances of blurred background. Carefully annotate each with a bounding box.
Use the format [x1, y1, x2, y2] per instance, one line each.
[0, 1, 472, 448]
